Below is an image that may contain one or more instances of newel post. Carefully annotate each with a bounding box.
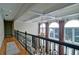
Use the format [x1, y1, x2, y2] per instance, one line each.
[25, 31, 27, 50]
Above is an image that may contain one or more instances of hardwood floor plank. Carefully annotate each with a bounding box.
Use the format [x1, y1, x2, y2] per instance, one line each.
[0, 36, 29, 55]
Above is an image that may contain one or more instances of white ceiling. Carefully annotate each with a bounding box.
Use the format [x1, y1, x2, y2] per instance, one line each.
[0, 3, 75, 21]
[0, 3, 34, 20]
[47, 4, 79, 17]
[0, 3, 23, 20]
[16, 3, 74, 21]
[30, 3, 73, 14]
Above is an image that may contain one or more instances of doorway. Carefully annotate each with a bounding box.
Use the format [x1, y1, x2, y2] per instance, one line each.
[4, 20, 14, 37]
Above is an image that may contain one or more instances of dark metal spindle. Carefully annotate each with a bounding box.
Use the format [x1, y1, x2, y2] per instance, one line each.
[45, 40, 47, 55]
[54, 43, 56, 51]
[65, 46, 67, 55]
[42, 40, 44, 54]
[72, 49, 75, 55]
[39, 39, 41, 54]
[25, 32, 27, 50]
[53, 43, 56, 55]
[50, 42, 51, 55]
[32, 36, 34, 54]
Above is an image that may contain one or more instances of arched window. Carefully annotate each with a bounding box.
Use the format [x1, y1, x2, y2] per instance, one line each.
[64, 20, 79, 55]
[40, 23, 46, 37]
[65, 20, 79, 44]
[48, 22, 59, 54]
[49, 22, 59, 40]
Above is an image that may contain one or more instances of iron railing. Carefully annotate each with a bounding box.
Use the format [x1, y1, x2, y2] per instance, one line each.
[14, 30, 79, 55]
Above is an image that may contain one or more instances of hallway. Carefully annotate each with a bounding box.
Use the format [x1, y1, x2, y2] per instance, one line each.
[0, 36, 28, 55]
[0, 3, 79, 55]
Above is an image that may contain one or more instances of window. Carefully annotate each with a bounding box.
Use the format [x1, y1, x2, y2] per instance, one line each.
[40, 23, 46, 48]
[55, 28, 59, 39]
[49, 22, 59, 40]
[65, 20, 79, 43]
[40, 23, 46, 37]
[49, 28, 54, 38]
[65, 28, 72, 41]
[48, 22, 59, 54]
[74, 28, 79, 43]
[64, 20, 79, 55]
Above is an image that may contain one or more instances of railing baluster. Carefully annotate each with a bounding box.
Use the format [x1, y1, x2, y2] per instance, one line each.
[35, 37, 38, 54]
[32, 36, 34, 54]
[77, 50, 79, 55]
[53, 43, 56, 55]
[40, 39, 42, 54]
[42, 40, 44, 55]
[50, 41, 51, 55]
[44, 40, 46, 55]
[65, 46, 67, 55]
[72, 49, 75, 55]
[38, 38, 40, 54]
[45, 40, 47, 54]
[39, 39, 41, 54]
[54, 43, 56, 51]
[25, 32, 27, 50]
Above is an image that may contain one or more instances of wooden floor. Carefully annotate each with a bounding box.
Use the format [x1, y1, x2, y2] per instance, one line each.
[0, 36, 29, 55]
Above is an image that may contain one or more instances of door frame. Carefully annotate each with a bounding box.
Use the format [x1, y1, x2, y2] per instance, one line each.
[4, 20, 14, 37]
